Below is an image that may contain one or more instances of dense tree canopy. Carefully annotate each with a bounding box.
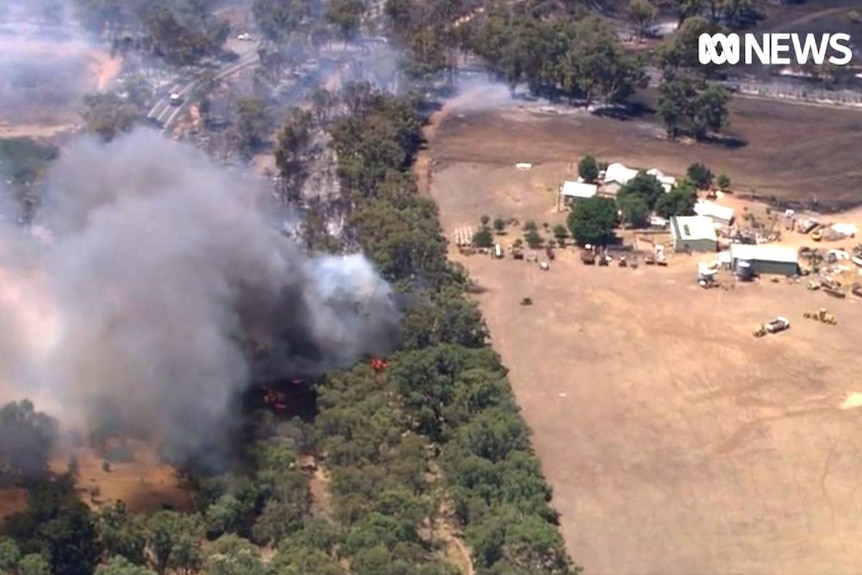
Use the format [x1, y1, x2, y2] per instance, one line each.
[657, 73, 731, 139]
[73, 0, 229, 65]
[252, 0, 313, 43]
[617, 171, 665, 211]
[686, 163, 714, 189]
[567, 196, 618, 246]
[0, 400, 58, 481]
[385, 1, 646, 103]
[654, 185, 697, 218]
[235, 97, 271, 156]
[0, 138, 58, 185]
[81, 93, 139, 142]
[578, 154, 599, 184]
[5, 476, 102, 575]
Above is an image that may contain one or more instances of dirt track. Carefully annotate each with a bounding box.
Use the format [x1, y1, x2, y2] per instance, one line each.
[428, 100, 862, 574]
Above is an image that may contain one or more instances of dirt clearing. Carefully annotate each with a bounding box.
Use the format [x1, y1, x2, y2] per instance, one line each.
[428, 102, 862, 574]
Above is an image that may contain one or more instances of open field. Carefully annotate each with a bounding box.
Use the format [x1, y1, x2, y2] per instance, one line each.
[427, 102, 862, 574]
[0, 36, 120, 138]
[432, 95, 862, 206]
[49, 440, 194, 515]
[0, 438, 193, 528]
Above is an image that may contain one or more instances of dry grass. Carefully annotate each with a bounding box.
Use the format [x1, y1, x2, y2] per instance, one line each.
[432, 97, 862, 205]
[51, 440, 194, 515]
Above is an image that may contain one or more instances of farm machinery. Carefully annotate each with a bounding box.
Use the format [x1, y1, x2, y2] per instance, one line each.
[753, 316, 790, 337]
[808, 277, 846, 298]
[803, 308, 836, 325]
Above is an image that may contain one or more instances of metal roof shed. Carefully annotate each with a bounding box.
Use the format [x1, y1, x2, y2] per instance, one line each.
[730, 243, 799, 276]
[560, 181, 598, 200]
[694, 200, 735, 225]
[670, 216, 718, 252]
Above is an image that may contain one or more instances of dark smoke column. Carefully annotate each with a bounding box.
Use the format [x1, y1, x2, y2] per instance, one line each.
[30, 128, 400, 460]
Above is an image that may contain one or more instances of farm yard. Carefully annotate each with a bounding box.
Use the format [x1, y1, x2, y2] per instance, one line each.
[427, 98, 862, 574]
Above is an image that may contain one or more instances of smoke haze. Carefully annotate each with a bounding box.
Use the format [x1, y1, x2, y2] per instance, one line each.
[0, 128, 400, 459]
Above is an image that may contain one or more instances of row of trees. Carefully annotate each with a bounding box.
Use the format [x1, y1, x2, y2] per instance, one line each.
[382, 0, 735, 141]
[386, 0, 647, 104]
[253, 0, 366, 45]
[73, 0, 230, 66]
[322, 82, 581, 574]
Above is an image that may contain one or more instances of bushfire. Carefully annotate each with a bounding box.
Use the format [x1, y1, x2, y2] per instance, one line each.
[370, 357, 388, 372]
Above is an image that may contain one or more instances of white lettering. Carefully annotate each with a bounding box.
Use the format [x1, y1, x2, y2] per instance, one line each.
[744, 34, 770, 65]
[828, 33, 853, 65]
[792, 34, 829, 65]
[699, 32, 853, 66]
[770, 33, 791, 65]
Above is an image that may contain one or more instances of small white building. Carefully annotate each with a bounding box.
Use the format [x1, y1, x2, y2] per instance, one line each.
[694, 200, 735, 226]
[560, 181, 598, 201]
[603, 162, 639, 186]
[646, 168, 676, 192]
[670, 215, 718, 252]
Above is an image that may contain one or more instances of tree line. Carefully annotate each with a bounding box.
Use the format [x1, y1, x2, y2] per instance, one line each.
[380, 0, 744, 141]
[73, 0, 230, 66]
[322, 82, 581, 575]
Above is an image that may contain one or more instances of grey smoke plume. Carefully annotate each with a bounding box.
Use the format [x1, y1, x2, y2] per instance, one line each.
[1, 128, 400, 457]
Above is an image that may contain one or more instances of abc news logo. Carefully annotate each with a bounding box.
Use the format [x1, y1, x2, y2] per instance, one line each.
[698, 33, 853, 66]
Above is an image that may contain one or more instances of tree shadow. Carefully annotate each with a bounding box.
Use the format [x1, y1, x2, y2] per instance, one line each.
[591, 100, 654, 121]
[702, 133, 748, 149]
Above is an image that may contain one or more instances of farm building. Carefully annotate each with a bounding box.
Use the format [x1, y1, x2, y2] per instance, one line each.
[646, 168, 676, 192]
[694, 200, 735, 226]
[670, 215, 718, 252]
[600, 162, 638, 197]
[560, 181, 597, 205]
[730, 243, 799, 276]
[603, 162, 638, 186]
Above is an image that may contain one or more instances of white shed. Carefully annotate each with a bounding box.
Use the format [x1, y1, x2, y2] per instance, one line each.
[646, 168, 677, 192]
[603, 162, 638, 186]
[560, 181, 598, 200]
[694, 200, 735, 225]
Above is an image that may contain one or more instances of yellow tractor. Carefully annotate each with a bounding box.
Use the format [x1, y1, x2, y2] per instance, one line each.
[803, 308, 837, 325]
